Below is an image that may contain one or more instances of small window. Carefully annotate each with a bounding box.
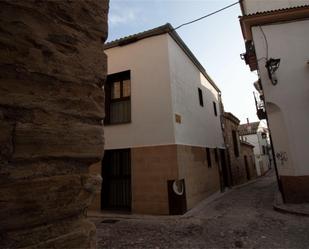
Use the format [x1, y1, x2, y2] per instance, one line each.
[213, 101, 217, 116]
[214, 148, 218, 163]
[105, 70, 131, 125]
[262, 145, 266, 155]
[198, 88, 204, 107]
[232, 130, 239, 157]
[206, 148, 212, 168]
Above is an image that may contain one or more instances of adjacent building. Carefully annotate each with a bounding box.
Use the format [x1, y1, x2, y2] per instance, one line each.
[239, 121, 271, 176]
[90, 24, 228, 215]
[222, 112, 257, 186]
[239, 0, 309, 203]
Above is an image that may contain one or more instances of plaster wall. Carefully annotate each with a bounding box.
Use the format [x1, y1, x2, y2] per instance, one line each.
[252, 19, 309, 176]
[243, 133, 269, 175]
[167, 36, 224, 148]
[104, 34, 175, 149]
[242, 0, 309, 15]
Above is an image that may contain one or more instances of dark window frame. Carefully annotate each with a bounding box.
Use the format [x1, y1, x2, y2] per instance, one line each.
[214, 148, 218, 163]
[206, 148, 212, 168]
[105, 70, 131, 125]
[213, 101, 217, 116]
[232, 130, 240, 158]
[198, 88, 204, 107]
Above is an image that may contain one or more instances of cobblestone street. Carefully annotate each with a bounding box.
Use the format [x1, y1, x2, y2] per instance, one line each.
[93, 172, 309, 249]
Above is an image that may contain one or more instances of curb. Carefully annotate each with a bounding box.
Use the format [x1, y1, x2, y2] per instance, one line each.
[273, 192, 309, 217]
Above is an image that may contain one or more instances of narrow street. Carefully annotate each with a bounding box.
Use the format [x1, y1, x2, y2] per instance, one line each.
[93, 172, 309, 249]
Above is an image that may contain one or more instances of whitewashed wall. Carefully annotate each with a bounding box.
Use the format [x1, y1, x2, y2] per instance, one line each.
[104, 34, 175, 149]
[105, 33, 224, 150]
[252, 19, 309, 176]
[167, 36, 224, 148]
[242, 0, 309, 15]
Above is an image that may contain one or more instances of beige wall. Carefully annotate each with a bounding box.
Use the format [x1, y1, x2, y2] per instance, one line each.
[131, 145, 178, 214]
[177, 145, 221, 210]
[104, 34, 175, 150]
[89, 144, 222, 214]
[240, 143, 257, 180]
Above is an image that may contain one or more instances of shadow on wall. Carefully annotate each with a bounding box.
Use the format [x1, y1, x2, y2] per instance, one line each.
[266, 101, 293, 175]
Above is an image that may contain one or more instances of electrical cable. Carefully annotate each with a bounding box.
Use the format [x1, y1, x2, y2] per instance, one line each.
[259, 26, 269, 60]
[173, 1, 240, 31]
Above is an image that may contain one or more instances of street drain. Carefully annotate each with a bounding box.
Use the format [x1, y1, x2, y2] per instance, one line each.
[101, 219, 120, 224]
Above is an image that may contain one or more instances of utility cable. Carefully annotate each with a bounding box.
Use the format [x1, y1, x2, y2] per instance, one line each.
[173, 1, 240, 31]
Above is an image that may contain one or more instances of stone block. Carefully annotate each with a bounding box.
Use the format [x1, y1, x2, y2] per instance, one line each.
[14, 122, 104, 161]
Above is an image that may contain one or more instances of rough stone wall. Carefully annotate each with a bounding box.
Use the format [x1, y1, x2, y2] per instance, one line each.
[240, 143, 258, 180]
[0, 1, 108, 248]
[177, 145, 221, 210]
[223, 115, 247, 185]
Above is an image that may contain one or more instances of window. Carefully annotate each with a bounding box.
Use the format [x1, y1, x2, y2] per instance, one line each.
[214, 148, 218, 163]
[232, 130, 239, 157]
[198, 88, 204, 107]
[206, 148, 212, 168]
[105, 70, 131, 125]
[213, 101, 217, 116]
[262, 145, 266, 155]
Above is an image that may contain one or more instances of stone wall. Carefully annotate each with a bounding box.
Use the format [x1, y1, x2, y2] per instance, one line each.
[223, 113, 257, 186]
[0, 1, 108, 248]
[240, 142, 257, 180]
[177, 145, 221, 210]
[131, 145, 178, 214]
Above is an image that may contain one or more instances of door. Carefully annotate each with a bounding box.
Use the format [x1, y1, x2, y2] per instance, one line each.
[244, 155, 250, 180]
[101, 149, 131, 211]
[219, 149, 230, 188]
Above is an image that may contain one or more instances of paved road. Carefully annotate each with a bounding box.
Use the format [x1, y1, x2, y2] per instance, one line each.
[93, 172, 309, 249]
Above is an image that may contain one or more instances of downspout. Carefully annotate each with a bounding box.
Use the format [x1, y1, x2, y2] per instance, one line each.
[265, 114, 286, 203]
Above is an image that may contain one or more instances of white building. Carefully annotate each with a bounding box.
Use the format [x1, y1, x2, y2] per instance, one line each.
[90, 24, 228, 215]
[239, 0, 309, 203]
[239, 121, 271, 176]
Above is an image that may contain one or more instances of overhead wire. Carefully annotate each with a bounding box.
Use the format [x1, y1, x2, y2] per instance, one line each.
[173, 1, 240, 31]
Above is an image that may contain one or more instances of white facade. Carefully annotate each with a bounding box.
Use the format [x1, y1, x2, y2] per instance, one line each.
[252, 20, 309, 176]
[241, 0, 309, 177]
[241, 0, 309, 15]
[104, 33, 224, 150]
[241, 123, 271, 176]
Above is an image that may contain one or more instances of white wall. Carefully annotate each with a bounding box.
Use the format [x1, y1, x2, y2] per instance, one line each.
[252, 19, 309, 176]
[104, 34, 175, 149]
[167, 36, 224, 148]
[242, 0, 309, 15]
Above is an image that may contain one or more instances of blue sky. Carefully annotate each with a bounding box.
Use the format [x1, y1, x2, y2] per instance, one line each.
[107, 0, 259, 123]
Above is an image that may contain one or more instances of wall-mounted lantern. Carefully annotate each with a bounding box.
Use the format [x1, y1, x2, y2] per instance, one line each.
[265, 58, 280, 85]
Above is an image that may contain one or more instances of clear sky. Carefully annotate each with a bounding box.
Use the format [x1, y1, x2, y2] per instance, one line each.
[107, 0, 259, 124]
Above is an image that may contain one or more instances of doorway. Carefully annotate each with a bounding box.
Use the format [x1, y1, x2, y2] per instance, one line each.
[244, 155, 250, 180]
[219, 148, 230, 188]
[101, 149, 131, 211]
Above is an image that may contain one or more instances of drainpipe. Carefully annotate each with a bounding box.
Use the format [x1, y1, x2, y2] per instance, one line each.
[265, 108, 286, 203]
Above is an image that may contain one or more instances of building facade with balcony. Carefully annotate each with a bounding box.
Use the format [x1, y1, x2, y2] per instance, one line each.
[90, 24, 228, 215]
[239, 0, 309, 203]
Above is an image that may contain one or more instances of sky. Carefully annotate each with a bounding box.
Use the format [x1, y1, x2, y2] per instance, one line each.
[107, 0, 259, 124]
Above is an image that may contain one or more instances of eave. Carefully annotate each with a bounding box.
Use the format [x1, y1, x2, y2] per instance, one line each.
[239, 5, 309, 41]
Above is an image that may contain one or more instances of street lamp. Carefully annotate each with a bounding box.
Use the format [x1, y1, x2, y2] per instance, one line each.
[265, 58, 280, 85]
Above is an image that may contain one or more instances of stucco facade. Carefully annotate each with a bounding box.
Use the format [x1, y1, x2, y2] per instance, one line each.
[91, 24, 225, 215]
[222, 112, 257, 186]
[239, 1, 309, 203]
[239, 122, 271, 176]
